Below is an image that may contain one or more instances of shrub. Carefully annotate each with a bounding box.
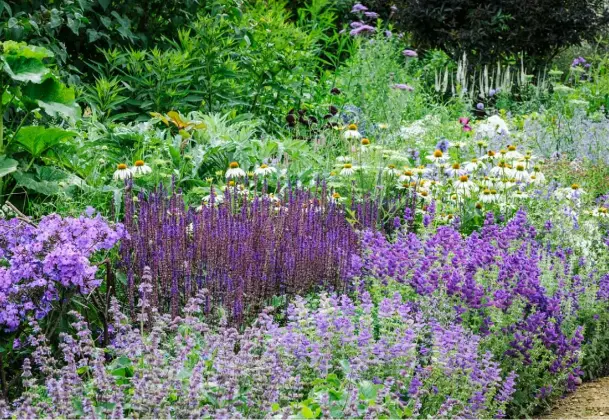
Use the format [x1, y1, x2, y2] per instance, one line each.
[363, 0, 609, 65]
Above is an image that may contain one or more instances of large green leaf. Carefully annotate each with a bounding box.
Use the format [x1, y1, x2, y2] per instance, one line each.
[22, 78, 80, 120]
[0, 155, 18, 178]
[12, 171, 60, 195]
[1, 41, 53, 83]
[13, 126, 77, 157]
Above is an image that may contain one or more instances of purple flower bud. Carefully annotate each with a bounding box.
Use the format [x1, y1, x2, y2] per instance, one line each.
[402, 49, 418, 57]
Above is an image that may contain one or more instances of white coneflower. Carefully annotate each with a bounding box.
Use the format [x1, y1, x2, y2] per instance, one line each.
[330, 192, 346, 203]
[529, 167, 546, 185]
[384, 164, 402, 177]
[490, 161, 515, 178]
[496, 178, 515, 191]
[202, 191, 224, 206]
[399, 168, 416, 183]
[480, 176, 496, 189]
[512, 190, 529, 200]
[340, 163, 357, 176]
[225, 161, 246, 179]
[412, 165, 431, 176]
[254, 164, 277, 177]
[592, 207, 609, 218]
[454, 175, 477, 196]
[426, 149, 447, 163]
[504, 145, 523, 161]
[481, 150, 498, 161]
[512, 163, 530, 182]
[417, 189, 432, 201]
[132, 160, 152, 176]
[463, 158, 485, 172]
[336, 156, 352, 163]
[113, 163, 133, 180]
[555, 184, 585, 201]
[343, 123, 362, 139]
[445, 162, 467, 178]
[452, 141, 467, 149]
[480, 188, 498, 203]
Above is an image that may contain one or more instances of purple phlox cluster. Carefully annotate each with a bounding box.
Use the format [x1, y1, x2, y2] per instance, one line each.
[571, 56, 590, 68]
[351, 3, 368, 13]
[0, 213, 124, 332]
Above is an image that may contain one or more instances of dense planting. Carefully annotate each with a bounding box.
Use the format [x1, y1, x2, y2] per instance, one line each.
[3, 0, 609, 418]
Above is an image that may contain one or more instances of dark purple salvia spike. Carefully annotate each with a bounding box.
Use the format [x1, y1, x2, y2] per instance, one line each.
[121, 184, 361, 324]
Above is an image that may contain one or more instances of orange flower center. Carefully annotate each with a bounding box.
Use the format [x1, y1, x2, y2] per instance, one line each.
[229, 162, 239, 169]
[433, 150, 443, 158]
[135, 160, 145, 167]
[117, 163, 128, 170]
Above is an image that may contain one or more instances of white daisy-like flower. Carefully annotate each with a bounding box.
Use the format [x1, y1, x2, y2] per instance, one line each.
[480, 188, 498, 203]
[512, 190, 529, 200]
[512, 163, 530, 182]
[202, 191, 224, 206]
[496, 178, 515, 191]
[226, 162, 246, 179]
[445, 163, 467, 178]
[480, 150, 498, 161]
[336, 156, 352, 163]
[343, 124, 362, 139]
[504, 145, 523, 161]
[490, 161, 515, 178]
[254, 164, 277, 177]
[426, 149, 448, 163]
[132, 160, 152, 176]
[463, 158, 486, 172]
[330, 192, 346, 203]
[480, 176, 496, 189]
[454, 175, 477, 196]
[412, 166, 431, 177]
[554, 184, 585, 201]
[399, 168, 416, 183]
[477, 115, 510, 137]
[417, 189, 432, 201]
[113, 163, 133, 180]
[452, 141, 467, 149]
[529, 168, 546, 185]
[340, 163, 357, 176]
[384, 164, 403, 177]
[592, 207, 609, 218]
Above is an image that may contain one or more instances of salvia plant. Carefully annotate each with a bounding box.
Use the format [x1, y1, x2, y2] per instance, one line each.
[120, 184, 361, 323]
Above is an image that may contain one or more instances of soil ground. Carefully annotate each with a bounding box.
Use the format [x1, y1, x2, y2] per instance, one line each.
[546, 377, 609, 419]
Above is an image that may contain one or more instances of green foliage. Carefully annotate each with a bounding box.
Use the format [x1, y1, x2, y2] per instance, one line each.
[0, 40, 80, 204]
[390, 0, 609, 66]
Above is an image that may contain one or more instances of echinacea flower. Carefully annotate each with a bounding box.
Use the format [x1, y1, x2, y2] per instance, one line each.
[454, 175, 477, 196]
[512, 163, 530, 182]
[343, 124, 362, 139]
[505, 145, 523, 160]
[132, 160, 152, 176]
[340, 163, 357, 176]
[254, 164, 277, 177]
[113, 163, 133, 180]
[592, 207, 609, 218]
[426, 149, 447, 163]
[463, 158, 485, 172]
[480, 188, 498, 203]
[225, 161, 246, 179]
[445, 163, 467, 178]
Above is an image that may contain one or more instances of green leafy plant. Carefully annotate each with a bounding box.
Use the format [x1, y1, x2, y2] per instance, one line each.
[0, 40, 79, 205]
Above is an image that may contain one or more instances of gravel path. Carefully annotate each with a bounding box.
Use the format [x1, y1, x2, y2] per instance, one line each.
[546, 378, 609, 418]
